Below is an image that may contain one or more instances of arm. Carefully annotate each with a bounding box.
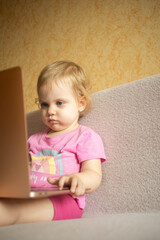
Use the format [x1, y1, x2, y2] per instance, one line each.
[48, 158, 102, 198]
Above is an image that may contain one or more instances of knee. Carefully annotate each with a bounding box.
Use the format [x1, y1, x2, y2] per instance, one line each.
[0, 199, 19, 226]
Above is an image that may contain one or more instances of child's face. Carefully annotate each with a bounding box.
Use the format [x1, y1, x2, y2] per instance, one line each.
[38, 81, 85, 135]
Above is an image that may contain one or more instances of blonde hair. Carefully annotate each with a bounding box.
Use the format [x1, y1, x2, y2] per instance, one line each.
[37, 60, 91, 116]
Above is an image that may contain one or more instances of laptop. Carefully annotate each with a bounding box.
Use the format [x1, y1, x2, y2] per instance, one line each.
[0, 66, 70, 198]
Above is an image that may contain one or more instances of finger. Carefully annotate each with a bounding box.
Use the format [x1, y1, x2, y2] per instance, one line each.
[73, 185, 85, 198]
[70, 177, 78, 194]
[58, 176, 69, 190]
[47, 177, 59, 186]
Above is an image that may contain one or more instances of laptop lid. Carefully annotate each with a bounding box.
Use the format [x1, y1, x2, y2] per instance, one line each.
[0, 67, 31, 198]
[0, 67, 70, 198]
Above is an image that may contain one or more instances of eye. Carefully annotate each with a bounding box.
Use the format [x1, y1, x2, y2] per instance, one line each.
[56, 101, 64, 106]
[40, 102, 49, 108]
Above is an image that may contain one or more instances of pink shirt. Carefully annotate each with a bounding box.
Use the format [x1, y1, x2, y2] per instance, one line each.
[28, 125, 106, 209]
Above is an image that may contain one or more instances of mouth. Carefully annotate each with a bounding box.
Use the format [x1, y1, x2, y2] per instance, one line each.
[48, 119, 58, 124]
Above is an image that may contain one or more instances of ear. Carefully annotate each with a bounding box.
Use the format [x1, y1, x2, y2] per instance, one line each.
[78, 96, 87, 113]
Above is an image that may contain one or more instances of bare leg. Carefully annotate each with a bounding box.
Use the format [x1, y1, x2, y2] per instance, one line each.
[0, 198, 54, 226]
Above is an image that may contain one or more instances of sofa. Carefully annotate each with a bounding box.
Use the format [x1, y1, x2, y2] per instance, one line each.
[0, 74, 160, 240]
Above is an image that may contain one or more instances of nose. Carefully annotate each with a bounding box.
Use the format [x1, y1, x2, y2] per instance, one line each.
[48, 104, 56, 116]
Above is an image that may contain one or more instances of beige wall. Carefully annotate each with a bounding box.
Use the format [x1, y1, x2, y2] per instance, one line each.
[1, 0, 160, 113]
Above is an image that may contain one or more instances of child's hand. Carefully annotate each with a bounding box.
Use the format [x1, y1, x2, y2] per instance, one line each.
[47, 175, 86, 198]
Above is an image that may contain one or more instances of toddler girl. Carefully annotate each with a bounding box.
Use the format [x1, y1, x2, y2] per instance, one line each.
[0, 60, 106, 226]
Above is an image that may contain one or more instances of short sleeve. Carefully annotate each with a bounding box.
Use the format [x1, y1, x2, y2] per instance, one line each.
[76, 128, 106, 163]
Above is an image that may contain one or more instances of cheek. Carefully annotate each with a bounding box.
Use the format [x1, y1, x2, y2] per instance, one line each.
[58, 107, 75, 118]
[63, 108, 79, 121]
[41, 110, 47, 119]
[64, 105, 78, 115]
